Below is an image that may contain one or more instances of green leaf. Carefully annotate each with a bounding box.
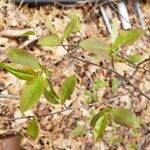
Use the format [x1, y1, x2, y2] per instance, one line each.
[127, 54, 142, 64]
[104, 136, 122, 147]
[68, 13, 80, 32]
[90, 107, 111, 127]
[38, 35, 61, 47]
[7, 48, 41, 70]
[20, 75, 46, 112]
[71, 122, 85, 137]
[0, 63, 37, 80]
[93, 114, 108, 140]
[62, 16, 77, 39]
[59, 74, 77, 103]
[113, 29, 146, 48]
[45, 16, 57, 34]
[44, 80, 60, 104]
[84, 89, 98, 103]
[92, 79, 107, 89]
[27, 118, 39, 140]
[79, 37, 111, 60]
[111, 77, 120, 92]
[110, 108, 139, 129]
[21, 31, 36, 36]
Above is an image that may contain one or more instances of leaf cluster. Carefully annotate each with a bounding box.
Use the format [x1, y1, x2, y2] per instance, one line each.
[0, 48, 77, 112]
[0, 14, 146, 141]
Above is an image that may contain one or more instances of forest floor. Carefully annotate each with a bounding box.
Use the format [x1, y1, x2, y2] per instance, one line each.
[0, 1, 150, 150]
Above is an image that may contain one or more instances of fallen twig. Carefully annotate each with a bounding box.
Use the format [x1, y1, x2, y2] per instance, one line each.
[0, 93, 19, 100]
[0, 29, 35, 38]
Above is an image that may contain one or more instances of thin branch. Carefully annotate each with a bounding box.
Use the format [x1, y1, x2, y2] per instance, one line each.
[0, 29, 35, 38]
[61, 43, 150, 101]
[69, 54, 150, 101]
[137, 57, 150, 67]
[0, 93, 19, 100]
[1, 91, 131, 121]
[116, 54, 150, 73]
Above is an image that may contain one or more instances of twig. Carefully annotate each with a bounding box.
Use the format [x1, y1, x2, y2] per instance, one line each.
[1, 91, 131, 121]
[69, 54, 150, 101]
[137, 57, 150, 67]
[84, 0, 114, 22]
[131, 56, 150, 76]
[0, 29, 35, 38]
[116, 54, 150, 73]
[61, 43, 150, 101]
[0, 93, 19, 100]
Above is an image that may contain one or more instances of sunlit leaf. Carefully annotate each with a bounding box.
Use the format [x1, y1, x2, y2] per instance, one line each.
[113, 29, 146, 48]
[20, 75, 46, 112]
[59, 74, 77, 103]
[127, 54, 142, 64]
[68, 13, 80, 32]
[44, 80, 60, 104]
[93, 114, 108, 140]
[7, 48, 41, 70]
[111, 77, 120, 92]
[38, 35, 61, 47]
[0, 63, 36, 80]
[27, 118, 39, 140]
[110, 108, 139, 129]
[79, 37, 111, 60]
[45, 16, 57, 34]
[21, 31, 36, 36]
[62, 16, 77, 39]
[90, 107, 111, 127]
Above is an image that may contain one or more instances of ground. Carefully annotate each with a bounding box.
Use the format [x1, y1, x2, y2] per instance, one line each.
[0, 1, 150, 150]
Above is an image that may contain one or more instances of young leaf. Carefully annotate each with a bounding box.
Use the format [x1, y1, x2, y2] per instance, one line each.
[104, 136, 122, 147]
[7, 48, 41, 70]
[38, 35, 61, 47]
[127, 54, 142, 64]
[79, 37, 111, 60]
[93, 114, 108, 140]
[111, 77, 120, 92]
[68, 13, 80, 32]
[0, 63, 37, 80]
[59, 74, 77, 103]
[27, 118, 39, 140]
[113, 29, 146, 48]
[20, 75, 46, 112]
[110, 108, 139, 129]
[62, 16, 77, 39]
[21, 31, 36, 36]
[71, 122, 85, 137]
[45, 16, 57, 34]
[84, 89, 98, 101]
[44, 80, 60, 104]
[92, 79, 107, 89]
[90, 107, 111, 127]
